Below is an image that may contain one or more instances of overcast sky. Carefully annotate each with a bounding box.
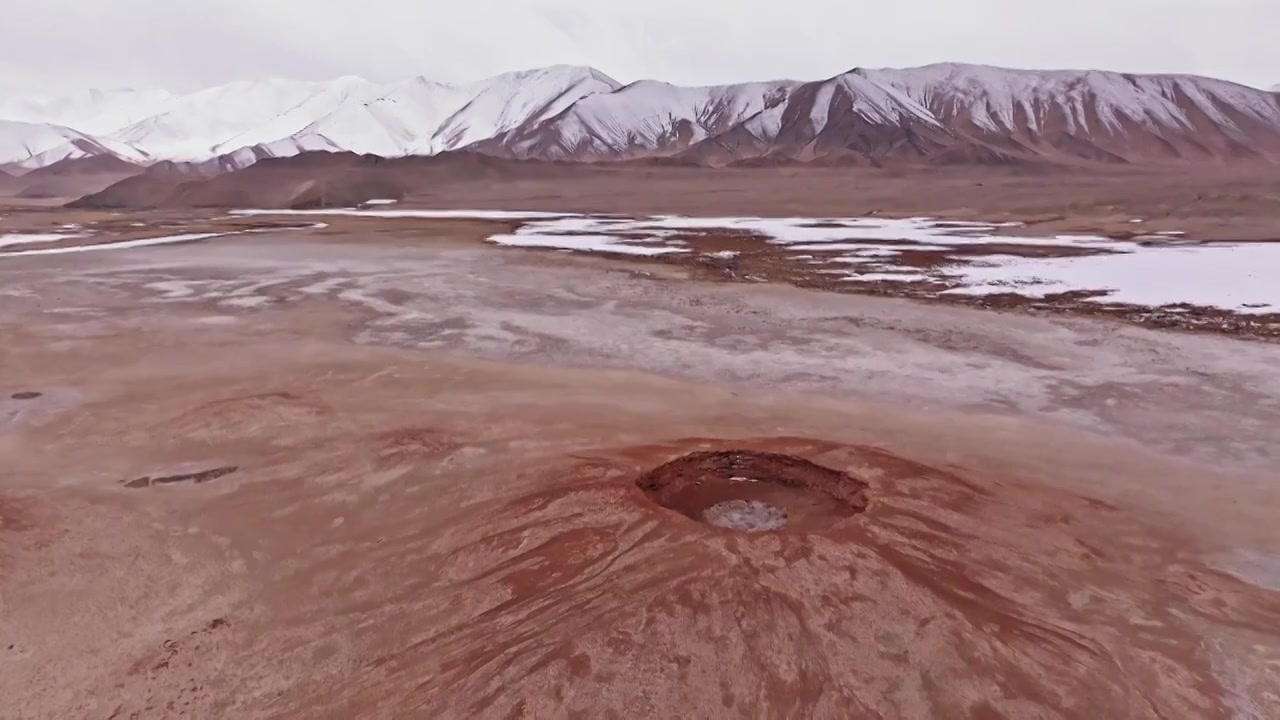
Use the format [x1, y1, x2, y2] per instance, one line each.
[3, 0, 1276, 94]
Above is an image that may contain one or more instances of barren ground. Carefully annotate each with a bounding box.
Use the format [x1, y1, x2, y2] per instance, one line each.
[375, 165, 1280, 240]
[2, 186, 1280, 718]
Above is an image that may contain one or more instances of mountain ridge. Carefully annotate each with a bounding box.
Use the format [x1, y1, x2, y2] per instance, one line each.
[5, 63, 1280, 172]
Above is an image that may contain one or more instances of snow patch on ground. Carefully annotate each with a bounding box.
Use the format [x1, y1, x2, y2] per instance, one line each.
[225, 207, 1279, 316]
[940, 243, 1280, 313]
[1, 232, 227, 257]
[476, 215, 1280, 316]
[703, 500, 788, 532]
[0, 232, 85, 249]
[232, 208, 577, 220]
[0, 223, 323, 258]
[844, 271, 934, 283]
[488, 232, 684, 256]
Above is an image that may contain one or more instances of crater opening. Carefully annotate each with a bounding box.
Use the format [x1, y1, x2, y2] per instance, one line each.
[636, 450, 869, 533]
[10, 392, 42, 400]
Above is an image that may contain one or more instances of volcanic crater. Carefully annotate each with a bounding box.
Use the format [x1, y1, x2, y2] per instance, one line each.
[635, 449, 870, 532]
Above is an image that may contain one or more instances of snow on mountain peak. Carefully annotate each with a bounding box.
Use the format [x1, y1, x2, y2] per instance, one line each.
[821, 71, 941, 128]
[426, 65, 622, 154]
[3, 63, 1280, 171]
[0, 88, 175, 136]
[0, 119, 148, 168]
[495, 78, 795, 160]
[0, 65, 625, 168]
[856, 63, 1280, 137]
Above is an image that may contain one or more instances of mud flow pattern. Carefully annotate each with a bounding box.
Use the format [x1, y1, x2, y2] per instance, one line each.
[636, 450, 869, 532]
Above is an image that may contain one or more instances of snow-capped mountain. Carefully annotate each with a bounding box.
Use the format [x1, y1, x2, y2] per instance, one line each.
[429, 66, 621, 154]
[490, 65, 1280, 165]
[505, 64, 1280, 165]
[0, 119, 146, 168]
[476, 79, 794, 160]
[852, 64, 1280, 163]
[203, 76, 390, 158]
[4, 63, 1280, 172]
[107, 77, 388, 161]
[663, 72, 955, 165]
[0, 66, 618, 169]
[246, 77, 479, 158]
[0, 88, 175, 135]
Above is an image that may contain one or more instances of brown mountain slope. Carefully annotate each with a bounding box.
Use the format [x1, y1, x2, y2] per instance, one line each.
[70, 151, 601, 209]
[9, 154, 145, 199]
[64, 158, 225, 209]
[855, 66, 1280, 165]
[476, 65, 1280, 168]
[66, 67, 1280, 209]
[469, 80, 796, 162]
[678, 74, 968, 167]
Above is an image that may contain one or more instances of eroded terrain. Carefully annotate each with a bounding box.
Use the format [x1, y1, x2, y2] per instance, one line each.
[2, 209, 1279, 718]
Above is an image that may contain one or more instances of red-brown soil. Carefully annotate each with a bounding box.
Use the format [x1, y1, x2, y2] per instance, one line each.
[1, 214, 1278, 718]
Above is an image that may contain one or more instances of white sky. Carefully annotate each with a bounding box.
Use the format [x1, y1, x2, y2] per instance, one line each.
[2, 0, 1276, 93]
